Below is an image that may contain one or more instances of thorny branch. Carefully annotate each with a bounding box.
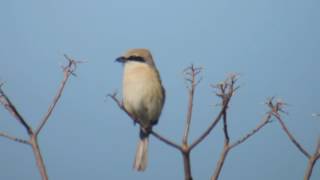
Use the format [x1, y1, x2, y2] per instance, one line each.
[0, 56, 80, 180]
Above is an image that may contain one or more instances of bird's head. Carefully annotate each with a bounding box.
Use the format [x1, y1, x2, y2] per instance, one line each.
[115, 48, 155, 67]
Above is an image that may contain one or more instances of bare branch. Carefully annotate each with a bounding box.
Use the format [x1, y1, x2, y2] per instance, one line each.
[182, 64, 202, 145]
[273, 113, 311, 158]
[181, 150, 193, 180]
[273, 112, 311, 158]
[0, 131, 30, 145]
[108, 92, 138, 124]
[222, 112, 230, 144]
[211, 144, 230, 180]
[0, 85, 33, 135]
[229, 113, 272, 149]
[151, 131, 182, 151]
[304, 137, 320, 180]
[212, 98, 273, 180]
[0, 56, 79, 180]
[35, 57, 78, 135]
[268, 99, 311, 157]
[189, 100, 227, 151]
[30, 136, 48, 180]
[190, 74, 237, 150]
[108, 92, 182, 151]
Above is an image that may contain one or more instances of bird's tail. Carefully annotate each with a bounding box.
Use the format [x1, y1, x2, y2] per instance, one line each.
[133, 130, 149, 171]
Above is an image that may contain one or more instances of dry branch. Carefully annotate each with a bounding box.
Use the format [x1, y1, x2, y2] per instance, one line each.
[270, 105, 320, 180]
[108, 92, 182, 151]
[182, 65, 202, 145]
[0, 56, 80, 180]
[109, 65, 238, 180]
[0, 131, 30, 145]
[211, 111, 273, 180]
[273, 112, 310, 158]
[0, 87, 33, 135]
[35, 56, 79, 135]
[190, 74, 238, 150]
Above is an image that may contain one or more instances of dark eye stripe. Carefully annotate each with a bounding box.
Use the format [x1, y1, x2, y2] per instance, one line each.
[127, 56, 145, 62]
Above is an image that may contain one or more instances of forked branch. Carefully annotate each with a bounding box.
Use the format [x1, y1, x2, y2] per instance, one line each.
[190, 74, 239, 150]
[270, 101, 320, 180]
[0, 56, 80, 180]
[109, 65, 239, 180]
[0, 84, 33, 135]
[182, 65, 202, 145]
[211, 97, 275, 180]
[36, 55, 81, 135]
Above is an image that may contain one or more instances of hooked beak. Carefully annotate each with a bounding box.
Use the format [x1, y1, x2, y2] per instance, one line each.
[115, 56, 126, 63]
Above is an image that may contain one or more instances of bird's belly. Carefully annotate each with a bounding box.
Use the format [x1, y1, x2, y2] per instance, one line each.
[123, 71, 162, 127]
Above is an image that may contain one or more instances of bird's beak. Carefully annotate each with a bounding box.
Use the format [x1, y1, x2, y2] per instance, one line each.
[115, 56, 126, 63]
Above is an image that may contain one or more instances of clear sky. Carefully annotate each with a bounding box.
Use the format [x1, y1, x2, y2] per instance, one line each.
[0, 0, 319, 180]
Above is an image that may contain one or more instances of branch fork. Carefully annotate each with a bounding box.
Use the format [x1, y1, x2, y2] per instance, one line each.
[109, 65, 238, 180]
[0, 56, 80, 180]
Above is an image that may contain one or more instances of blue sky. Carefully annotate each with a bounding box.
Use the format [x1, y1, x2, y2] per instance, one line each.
[0, 0, 319, 179]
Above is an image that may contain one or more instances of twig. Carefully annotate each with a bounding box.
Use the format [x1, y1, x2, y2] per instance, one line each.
[229, 113, 272, 149]
[222, 112, 230, 144]
[35, 56, 78, 135]
[190, 102, 227, 150]
[190, 74, 238, 150]
[0, 57, 79, 180]
[107, 92, 138, 124]
[211, 99, 274, 180]
[273, 113, 310, 158]
[180, 65, 203, 180]
[110, 66, 240, 180]
[269, 100, 320, 180]
[182, 65, 200, 145]
[0, 87, 33, 135]
[0, 131, 30, 145]
[151, 131, 182, 151]
[211, 144, 230, 180]
[108, 92, 181, 150]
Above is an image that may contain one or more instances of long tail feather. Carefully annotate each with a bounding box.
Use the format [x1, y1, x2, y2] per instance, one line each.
[133, 137, 149, 171]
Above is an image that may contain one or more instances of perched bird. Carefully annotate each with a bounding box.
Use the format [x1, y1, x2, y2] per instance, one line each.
[116, 48, 165, 171]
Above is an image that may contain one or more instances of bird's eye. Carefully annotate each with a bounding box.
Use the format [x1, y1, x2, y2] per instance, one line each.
[127, 56, 145, 62]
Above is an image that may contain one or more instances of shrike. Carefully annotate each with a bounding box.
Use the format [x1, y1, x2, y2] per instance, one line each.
[116, 48, 165, 171]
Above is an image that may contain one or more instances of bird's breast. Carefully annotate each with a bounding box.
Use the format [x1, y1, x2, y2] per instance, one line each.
[122, 62, 164, 126]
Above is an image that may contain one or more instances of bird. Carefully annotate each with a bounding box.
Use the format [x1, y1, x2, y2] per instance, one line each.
[115, 48, 165, 171]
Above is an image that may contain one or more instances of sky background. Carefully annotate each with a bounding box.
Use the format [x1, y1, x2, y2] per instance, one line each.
[0, 0, 319, 180]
